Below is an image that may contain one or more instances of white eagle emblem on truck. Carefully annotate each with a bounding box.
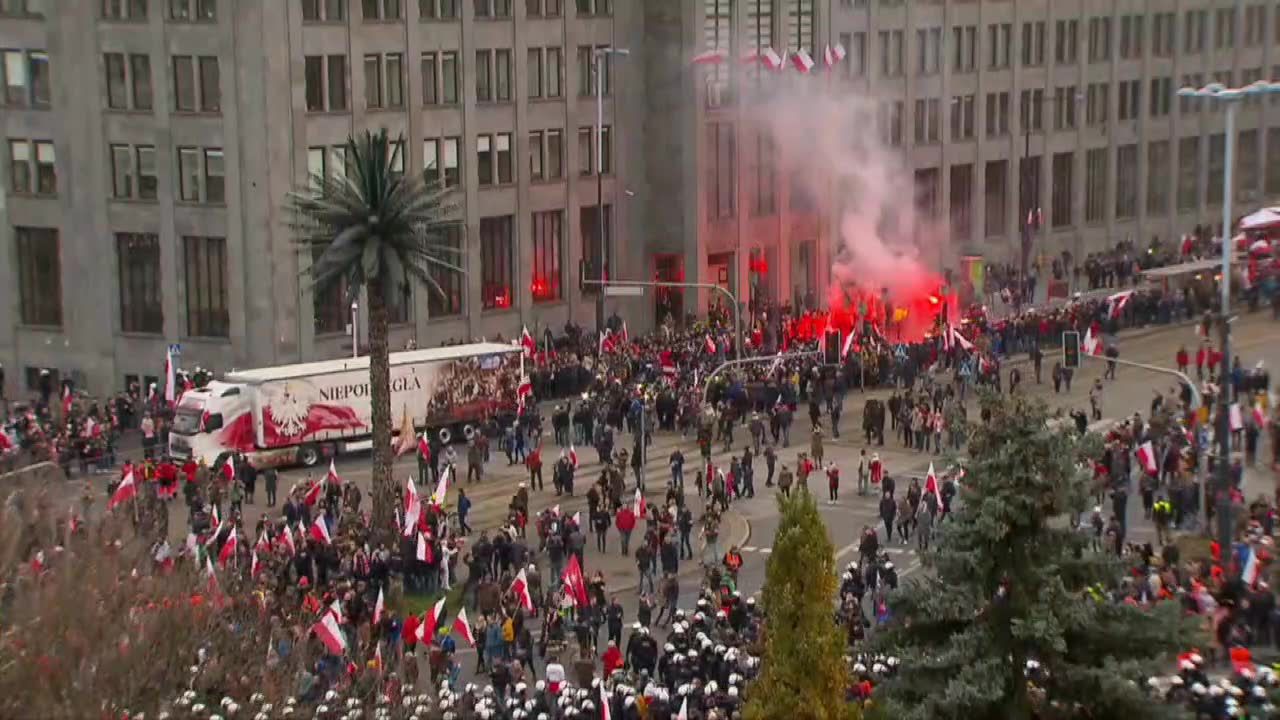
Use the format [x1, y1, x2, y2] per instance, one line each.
[264, 382, 312, 438]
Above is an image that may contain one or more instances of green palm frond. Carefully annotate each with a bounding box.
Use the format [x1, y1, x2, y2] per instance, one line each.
[285, 129, 463, 307]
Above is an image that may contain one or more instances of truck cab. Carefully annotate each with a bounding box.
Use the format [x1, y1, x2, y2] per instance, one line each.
[168, 381, 251, 465]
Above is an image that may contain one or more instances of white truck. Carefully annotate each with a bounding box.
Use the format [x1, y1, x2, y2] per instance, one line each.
[167, 342, 521, 467]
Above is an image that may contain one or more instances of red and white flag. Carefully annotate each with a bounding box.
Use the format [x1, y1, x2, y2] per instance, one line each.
[572, 511, 582, 528]
[1244, 548, 1263, 587]
[602, 682, 614, 720]
[416, 532, 433, 563]
[659, 350, 677, 377]
[416, 597, 447, 644]
[61, 385, 73, 417]
[923, 463, 943, 507]
[692, 48, 729, 65]
[308, 516, 332, 545]
[562, 554, 590, 608]
[620, 321, 630, 344]
[510, 568, 534, 612]
[205, 556, 219, 593]
[841, 330, 856, 359]
[108, 469, 138, 510]
[403, 478, 422, 535]
[760, 47, 784, 70]
[452, 608, 476, 646]
[1107, 290, 1135, 319]
[326, 459, 343, 486]
[250, 550, 263, 578]
[949, 324, 975, 352]
[278, 525, 297, 556]
[313, 612, 348, 656]
[1136, 441, 1158, 476]
[303, 479, 324, 507]
[418, 434, 432, 461]
[791, 48, 815, 73]
[632, 488, 647, 519]
[1230, 403, 1244, 432]
[432, 465, 451, 506]
[220, 455, 236, 483]
[373, 587, 385, 625]
[704, 335, 717, 354]
[568, 445, 579, 469]
[1254, 405, 1268, 428]
[217, 529, 238, 567]
[516, 376, 533, 415]
[163, 346, 178, 404]
[676, 696, 688, 720]
[520, 325, 537, 357]
[1082, 327, 1104, 356]
[255, 530, 271, 554]
[822, 43, 847, 69]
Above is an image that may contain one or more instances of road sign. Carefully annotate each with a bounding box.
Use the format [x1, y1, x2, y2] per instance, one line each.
[604, 285, 645, 297]
[168, 343, 182, 356]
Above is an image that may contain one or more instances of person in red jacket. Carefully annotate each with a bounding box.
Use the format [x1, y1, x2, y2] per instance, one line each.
[826, 462, 841, 504]
[1196, 341, 1208, 380]
[525, 445, 543, 491]
[601, 640, 623, 676]
[615, 505, 636, 556]
[1175, 346, 1189, 374]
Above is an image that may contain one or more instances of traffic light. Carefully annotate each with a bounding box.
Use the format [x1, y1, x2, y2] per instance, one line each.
[824, 330, 842, 365]
[1062, 331, 1081, 369]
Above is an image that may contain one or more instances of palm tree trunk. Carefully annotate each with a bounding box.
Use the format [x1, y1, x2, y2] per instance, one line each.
[366, 279, 395, 547]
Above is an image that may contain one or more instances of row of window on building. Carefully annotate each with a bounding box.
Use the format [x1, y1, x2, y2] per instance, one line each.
[724, 7, 1280, 81]
[701, 128, 1280, 239]
[844, 11, 1275, 80]
[9, 204, 611, 338]
[303, 0, 612, 22]
[302, 45, 614, 114]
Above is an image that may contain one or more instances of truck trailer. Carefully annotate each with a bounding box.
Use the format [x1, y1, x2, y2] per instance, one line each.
[167, 342, 520, 467]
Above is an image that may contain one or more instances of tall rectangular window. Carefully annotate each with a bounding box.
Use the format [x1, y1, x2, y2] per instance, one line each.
[531, 209, 563, 303]
[1118, 79, 1141, 121]
[105, 53, 128, 108]
[879, 30, 903, 76]
[15, 226, 62, 327]
[752, 130, 775, 215]
[952, 25, 976, 72]
[1215, 7, 1236, 49]
[1207, 134, 1225, 205]
[1086, 82, 1109, 126]
[1178, 136, 1200, 211]
[528, 131, 544, 181]
[305, 55, 324, 110]
[706, 121, 735, 219]
[494, 49, 511, 102]
[1055, 19, 1078, 64]
[1019, 88, 1044, 132]
[545, 47, 561, 98]
[1021, 21, 1045, 67]
[1115, 144, 1138, 219]
[987, 23, 1011, 69]
[527, 48, 543, 99]
[327, 54, 347, 110]
[364, 54, 383, 108]
[28, 52, 49, 108]
[204, 148, 224, 203]
[545, 129, 563, 179]
[182, 236, 228, 337]
[580, 204, 612, 292]
[1185, 10, 1206, 53]
[1088, 16, 1111, 62]
[983, 160, 1006, 238]
[1085, 147, 1108, 224]
[426, 225, 463, 317]
[1149, 77, 1171, 117]
[111, 143, 133, 198]
[949, 163, 973, 241]
[442, 51, 458, 103]
[116, 232, 163, 334]
[1051, 152, 1073, 228]
[913, 97, 940, 143]
[1266, 128, 1280, 196]
[1054, 86, 1078, 130]
[421, 52, 439, 104]
[385, 53, 403, 107]
[7, 139, 31, 194]
[916, 27, 941, 76]
[915, 167, 940, 219]
[476, 50, 492, 102]
[1238, 129, 1259, 198]
[1119, 15, 1144, 59]
[1147, 140, 1170, 215]
[787, 0, 814, 51]
[173, 55, 195, 111]
[951, 94, 975, 140]
[130, 53, 152, 110]
[480, 215, 514, 310]
[442, 136, 459, 186]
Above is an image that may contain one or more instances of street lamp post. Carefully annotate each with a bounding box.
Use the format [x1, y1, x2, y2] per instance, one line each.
[350, 301, 359, 359]
[594, 47, 630, 334]
[1176, 78, 1280, 559]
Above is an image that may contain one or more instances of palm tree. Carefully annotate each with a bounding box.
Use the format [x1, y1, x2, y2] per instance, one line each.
[287, 129, 462, 546]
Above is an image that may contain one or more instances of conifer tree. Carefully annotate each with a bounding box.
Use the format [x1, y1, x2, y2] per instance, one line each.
[745, 490, 860, 720]
[874, 393, 1197, 720]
